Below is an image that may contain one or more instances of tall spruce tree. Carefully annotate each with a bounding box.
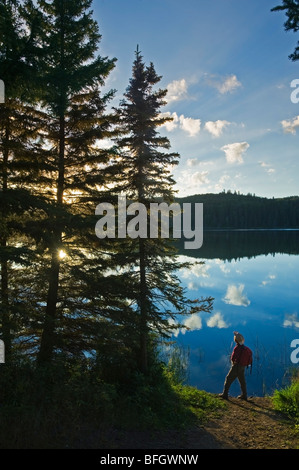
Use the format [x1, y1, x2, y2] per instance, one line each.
[34, 0, 117, 364]
[113, 48, 213, 374]
[0, 0, 47, 358]
[272, 1, 299, 61]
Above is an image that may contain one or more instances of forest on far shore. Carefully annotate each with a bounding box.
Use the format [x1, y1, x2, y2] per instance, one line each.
[177, 191, 299, 230]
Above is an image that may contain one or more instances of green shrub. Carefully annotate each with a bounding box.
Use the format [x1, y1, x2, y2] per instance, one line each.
[272, 379, 299, 425]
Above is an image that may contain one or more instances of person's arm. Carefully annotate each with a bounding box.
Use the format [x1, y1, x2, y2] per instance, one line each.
[231, 346, 237, 363]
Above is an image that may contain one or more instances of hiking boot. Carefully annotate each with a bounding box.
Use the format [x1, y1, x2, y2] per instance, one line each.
[218, 393, 228, 400]
[237, 395, 247, 400]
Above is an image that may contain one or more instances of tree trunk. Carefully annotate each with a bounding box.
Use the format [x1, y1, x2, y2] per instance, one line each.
[1, 121, 11, 357]
[138, 227, 148, 374]
[37, 114, 65, 364]
[37, 250, 60, 364]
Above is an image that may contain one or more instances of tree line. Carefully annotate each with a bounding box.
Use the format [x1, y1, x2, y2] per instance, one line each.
[0, 0, 212, 379]
[177, 192, 299, 230]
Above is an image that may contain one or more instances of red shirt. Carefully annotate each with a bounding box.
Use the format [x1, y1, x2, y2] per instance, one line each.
[231, 344, 249, 365]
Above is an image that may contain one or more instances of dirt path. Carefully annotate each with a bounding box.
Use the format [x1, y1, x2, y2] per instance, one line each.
[106, 396, 298, 449]
[184, 397, 299, 449]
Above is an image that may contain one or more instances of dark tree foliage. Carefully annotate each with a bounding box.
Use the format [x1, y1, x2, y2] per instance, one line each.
[111, 48, 213, 374]
[177, 192, 299, 230]
[272, 0, 299, 60]
[0, 0, 49, 358]
[31, 0, 117, 364]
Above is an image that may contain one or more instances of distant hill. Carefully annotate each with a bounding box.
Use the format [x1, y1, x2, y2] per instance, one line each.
[176, 191, 299, 230]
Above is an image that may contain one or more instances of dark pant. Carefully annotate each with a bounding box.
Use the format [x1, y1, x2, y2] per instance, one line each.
[223, 363, 247, 397]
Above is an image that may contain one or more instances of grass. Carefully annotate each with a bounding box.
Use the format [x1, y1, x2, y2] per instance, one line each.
[272, 375, 299, 428]
[0, 357, 226, 448]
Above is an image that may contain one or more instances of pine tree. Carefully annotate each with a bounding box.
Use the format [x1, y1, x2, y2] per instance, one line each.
[0, 0, 47, 358]
[33, 0, 117, 364]
[112, 48, 213, 374]
[272, 1, 299, 61]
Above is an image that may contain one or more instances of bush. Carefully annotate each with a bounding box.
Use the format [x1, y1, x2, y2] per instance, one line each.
[0, 352, 227, 448]
[272, 379, 299, 425]
[0, 357, 119, 448]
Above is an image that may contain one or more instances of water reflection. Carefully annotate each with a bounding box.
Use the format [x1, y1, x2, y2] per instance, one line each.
[173, 230, 299, 396]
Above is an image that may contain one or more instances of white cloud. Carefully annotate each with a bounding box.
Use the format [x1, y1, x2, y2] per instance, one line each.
[217, 75, 242, 94]
[160, 111, 179, 132]
[171, 314, 203, 336]
[95, 138, 114, 149]
[259, 161, 276, 175]
[281, 115, 299, 135]
[179, 115, 201, 136]
[180, 261, 210, 279]
[259, 161, 270, 168]
[221, 142, 250, 164]
[223, 284, 250, 307]
[215, 174, 231, 192]
[207, 312, 229, 329]
[191, 170, 209, 184]
[185, 314, 203, 331]
[160, 112, 201, 137]
[166, 78, 188, 103]
[204, 120, 231, 137]
[187, 158, 200, 167]
[283, 313, 299, 329]
[176, 169, 209, 193]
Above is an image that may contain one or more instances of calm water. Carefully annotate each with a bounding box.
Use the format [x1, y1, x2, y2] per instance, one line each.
[172, 230, 299, 396]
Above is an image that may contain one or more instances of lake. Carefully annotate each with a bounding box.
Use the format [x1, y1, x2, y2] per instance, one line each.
[172, 230, 299, 397]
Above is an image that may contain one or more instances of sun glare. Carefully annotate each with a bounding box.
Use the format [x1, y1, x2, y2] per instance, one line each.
[59, 250, 67, 260]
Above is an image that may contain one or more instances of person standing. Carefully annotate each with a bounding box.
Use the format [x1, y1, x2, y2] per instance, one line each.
[219, 331, 252, 400]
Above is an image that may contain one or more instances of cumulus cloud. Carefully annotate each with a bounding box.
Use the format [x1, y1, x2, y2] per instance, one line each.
[281, 115, 299, 135]
[185, 314, 203, 331]
[221, 142, 250, 164]
[217, 75, 242, 94]
[179, 115, 201, 136]
[283, 313, 299, 329]
[206, 73, 241, 94]
[205, 120, 231, 137]
[166, 78, 188, 103]
[180, 261, 210, 279]
[191, 170, 209, 184]
[160, 111, 179, 132]
[223, 284, 250, 307]
[207, 312, 229, 329]
[160, 112, 201, 137]
[171, 313, 204, 337]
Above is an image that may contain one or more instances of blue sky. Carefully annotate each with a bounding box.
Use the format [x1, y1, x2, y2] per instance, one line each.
[94, 0, 298, 198]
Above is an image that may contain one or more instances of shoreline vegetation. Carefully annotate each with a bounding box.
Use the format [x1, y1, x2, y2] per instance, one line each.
[0, 355, 298, 449]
